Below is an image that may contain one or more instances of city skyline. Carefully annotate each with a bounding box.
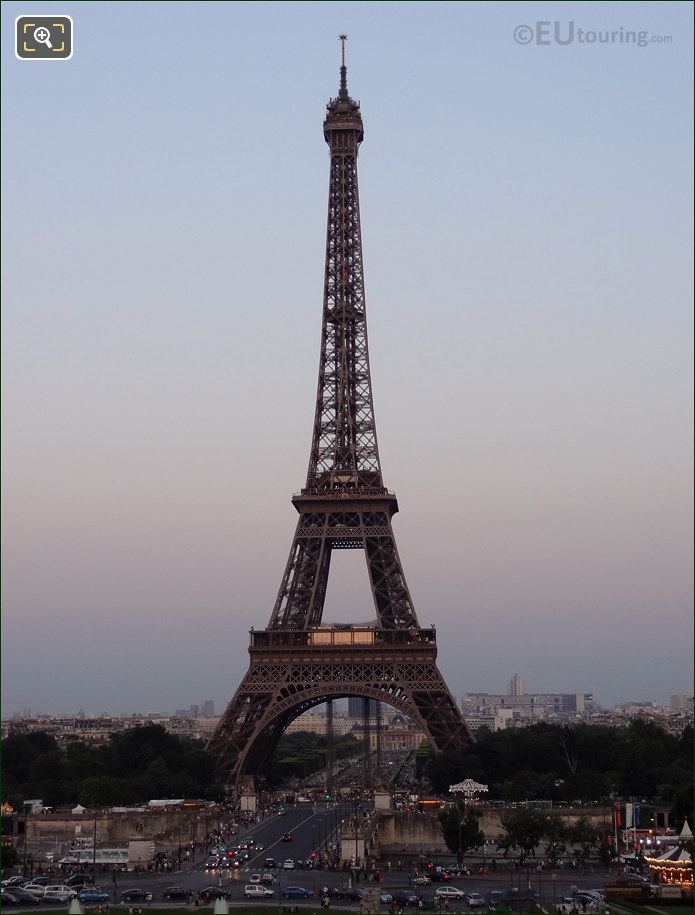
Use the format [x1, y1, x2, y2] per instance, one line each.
[2, 2, 693, 716]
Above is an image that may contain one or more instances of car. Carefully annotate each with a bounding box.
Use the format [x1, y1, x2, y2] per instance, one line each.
[29, 877, 52, 887]
[23, 884, 48, 897]
[282, 833, 295, 842]
[121, 888, 153, 903]
[283, 858, 295, 869]
[283, 886, 312, 899]
[205, 856, 220, 870]
[465, 892, 486, 907]
[254, 842, 264, 851]
[489, 891, 504, 905]
[66, 874, 92, 888]
[393, 890, 419, 907]
[162, 886, 193, 901]
[7, 887, 42, 905]
[43, 891, 72, 904]
[78, 888, 110, 904]
[245, 884, 274, 899]
[2, 878, 28, 888]
[249, 874, 262, 884]
[277, 806, 286, 815]
[261, 872, 275, 885]
[1, 890, 19, 906]
[200, 887, 229, 900]
[265, 857, 276, 868]
[45, 885, 78, 898]
[380, 891, 394, 904]
[434, 886, 466, 899]
[412, 875, 431, 886]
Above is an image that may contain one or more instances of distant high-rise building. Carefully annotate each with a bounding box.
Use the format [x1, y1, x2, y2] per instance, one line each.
[348, 697, 379, 718]
[202, 700, 215, 718]
[189, 704, 200, 718]
[670, 695, 693, 710]
[507, 674, 525, 696]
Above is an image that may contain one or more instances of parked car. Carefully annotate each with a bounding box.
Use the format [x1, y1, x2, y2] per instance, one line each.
[78, 888, 110, 904]
[0, 890, 19, 906]
[45, 885, 78, 898]
[465, 892, 486, 907]
[22, 884, 48, 897]
[29, 877, 52, 886]
[434, 886, 466, 899]
[162, 886, 193, 901]
[245, 884, 274, 899]
[412, 875, 431, 886]
[489, 890, 504, 905]
[6, 887, 42, 905]
[393, 890, 419, 907]
[380, 891, 394, 904]
[2, 878, 28, 888]
[249, 874, 262, 884]
[120, 888, 153, 903]
[261, 872, 275, 885]
[66, 874, 91, 888]
[283, 858, 295, 869]
[43, 891, 72, 904]
[283, 886, 313, 899]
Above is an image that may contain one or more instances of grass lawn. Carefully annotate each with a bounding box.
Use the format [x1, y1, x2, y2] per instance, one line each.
[606, 903, 693, 915]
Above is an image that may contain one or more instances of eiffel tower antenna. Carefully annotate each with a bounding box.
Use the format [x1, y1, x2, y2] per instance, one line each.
[339, 33, 348, 97]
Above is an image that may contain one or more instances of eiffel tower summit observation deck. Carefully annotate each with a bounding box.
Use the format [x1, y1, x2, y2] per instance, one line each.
[208, 38, 473, 790]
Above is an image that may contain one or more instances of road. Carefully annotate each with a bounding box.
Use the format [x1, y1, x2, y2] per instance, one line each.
[88, 806, 613, 910]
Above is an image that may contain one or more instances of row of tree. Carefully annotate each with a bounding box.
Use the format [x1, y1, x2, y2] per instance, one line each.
[438, 806, 618, 867]
[420, 720, 692, 825]
[1, 725, 364, 807]
[265, 731, 363, 787]
[2, 725, 223, 807]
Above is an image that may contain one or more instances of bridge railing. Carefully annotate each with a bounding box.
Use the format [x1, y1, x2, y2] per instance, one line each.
[249, 627, 436, 649]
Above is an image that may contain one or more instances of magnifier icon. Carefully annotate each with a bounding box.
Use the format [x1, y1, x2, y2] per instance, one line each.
[33, 26, 53, 48]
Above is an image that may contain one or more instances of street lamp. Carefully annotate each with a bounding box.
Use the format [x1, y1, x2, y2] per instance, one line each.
[92, 809, 98, 885]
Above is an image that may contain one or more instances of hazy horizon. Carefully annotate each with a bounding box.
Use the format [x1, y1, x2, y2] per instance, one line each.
[2, 1, 693, 719]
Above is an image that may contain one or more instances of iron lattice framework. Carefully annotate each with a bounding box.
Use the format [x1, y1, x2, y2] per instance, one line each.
[208, 41, 472, 788]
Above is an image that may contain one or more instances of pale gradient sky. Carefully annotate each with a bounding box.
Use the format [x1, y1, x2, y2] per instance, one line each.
[2, 1, 693, 718]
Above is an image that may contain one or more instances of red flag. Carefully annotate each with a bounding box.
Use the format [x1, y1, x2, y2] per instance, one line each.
[614, 802, 622, 828]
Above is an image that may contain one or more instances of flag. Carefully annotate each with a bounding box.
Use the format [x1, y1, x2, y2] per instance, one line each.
[625, 803, 634, 828]
[634, 804, 640, 827]
[614, 802, 622, 828]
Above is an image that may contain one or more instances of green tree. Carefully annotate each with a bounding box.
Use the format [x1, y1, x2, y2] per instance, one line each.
[439, 806, 484, 862]
[499, 809, 552, 865]
[0, 843, 19, 868]
[567, 816, 598, 866]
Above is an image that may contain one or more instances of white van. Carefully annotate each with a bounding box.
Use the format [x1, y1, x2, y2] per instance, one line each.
[245, 884, 274, 899]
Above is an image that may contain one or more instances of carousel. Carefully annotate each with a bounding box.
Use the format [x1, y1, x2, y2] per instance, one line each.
[644, 820, 693, 890]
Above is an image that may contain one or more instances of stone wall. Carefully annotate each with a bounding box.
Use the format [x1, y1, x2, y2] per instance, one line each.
[23, 809, 221, 845]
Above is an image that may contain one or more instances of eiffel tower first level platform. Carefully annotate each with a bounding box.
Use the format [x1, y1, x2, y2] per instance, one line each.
[207, 38, 473, 789]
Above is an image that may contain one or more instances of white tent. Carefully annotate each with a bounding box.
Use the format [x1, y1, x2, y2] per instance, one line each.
[680, 819, 692, 839]
[71, 804, 86, 815]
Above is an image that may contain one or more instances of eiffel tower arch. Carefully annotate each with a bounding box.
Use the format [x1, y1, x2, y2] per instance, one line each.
[208, 38, 473, 790]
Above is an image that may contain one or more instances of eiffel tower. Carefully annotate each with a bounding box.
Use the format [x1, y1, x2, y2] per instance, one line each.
[208, 38, 473, 789]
